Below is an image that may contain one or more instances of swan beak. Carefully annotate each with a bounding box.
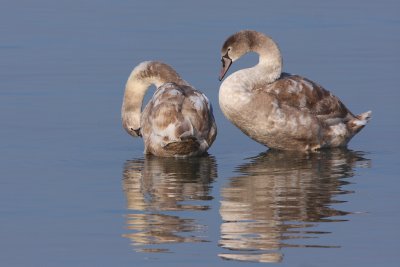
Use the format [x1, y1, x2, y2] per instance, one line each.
[219, 56, 232, 81]
[132, 128, 142, 137]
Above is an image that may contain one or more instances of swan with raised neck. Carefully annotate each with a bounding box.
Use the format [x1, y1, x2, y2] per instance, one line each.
[122, 61, 217, 157]
[218, 30, 371, 151]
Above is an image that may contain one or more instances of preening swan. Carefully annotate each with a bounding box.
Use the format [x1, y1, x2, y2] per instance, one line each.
[218, 30, 371, 151]
[122, 61, 217, 157]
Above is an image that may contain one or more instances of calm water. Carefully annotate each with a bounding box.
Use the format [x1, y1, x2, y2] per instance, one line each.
[1, 0, 399, 266]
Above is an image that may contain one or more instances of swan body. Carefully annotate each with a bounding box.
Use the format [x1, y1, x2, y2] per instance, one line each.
[218, 30, 371, 151]
[122, 61, 217, 157]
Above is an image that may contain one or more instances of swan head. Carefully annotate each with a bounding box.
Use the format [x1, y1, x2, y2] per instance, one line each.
[219, 30, 281, 81]
[219, 30, 261, 80]
[122, 110, 142, 137]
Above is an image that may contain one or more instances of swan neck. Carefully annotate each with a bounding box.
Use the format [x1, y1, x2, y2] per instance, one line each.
[121, 76, 152, 132]
[251, 35, 283, 84]
[121, 61, 186, 132]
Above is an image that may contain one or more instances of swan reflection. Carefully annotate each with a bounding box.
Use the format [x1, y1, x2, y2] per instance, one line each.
[122, 155, 217, 252]
[219, 148, 370, 263]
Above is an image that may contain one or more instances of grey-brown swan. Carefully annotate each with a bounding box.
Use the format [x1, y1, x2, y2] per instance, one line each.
[218, 30, 371, 151]
[122, 61, 217, 157]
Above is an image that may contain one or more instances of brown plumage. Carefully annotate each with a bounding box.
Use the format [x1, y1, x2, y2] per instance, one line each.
[219, 30, 371, 151]
[122, 61, 217, 157]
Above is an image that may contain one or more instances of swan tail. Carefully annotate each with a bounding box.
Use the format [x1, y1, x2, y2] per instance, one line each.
[160, 118, 205, 156]
[163, 137, 201, 155]
[348, 110, 372, 134]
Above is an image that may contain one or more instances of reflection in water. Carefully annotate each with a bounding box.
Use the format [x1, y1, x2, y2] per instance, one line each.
[122, 155, 217, 253]
[219, 148, 370, 263]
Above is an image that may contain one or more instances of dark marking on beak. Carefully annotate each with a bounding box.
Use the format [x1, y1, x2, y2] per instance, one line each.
[219, 53, 232, 81]
[131, 128, 142, 137]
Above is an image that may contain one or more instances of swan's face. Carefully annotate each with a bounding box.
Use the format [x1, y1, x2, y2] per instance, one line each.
[122, 113, 142, 137]
[219, 32, 251, 81]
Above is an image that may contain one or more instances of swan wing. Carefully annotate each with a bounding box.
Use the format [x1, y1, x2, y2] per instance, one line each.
[263, 74, 352, 120]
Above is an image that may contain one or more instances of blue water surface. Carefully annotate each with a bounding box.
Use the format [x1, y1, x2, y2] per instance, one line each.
[0, 0, 399, 266]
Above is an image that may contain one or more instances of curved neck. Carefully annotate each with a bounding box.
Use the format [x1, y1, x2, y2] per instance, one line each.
[121, 61, 185, 132]
[220, 35, 283, 110]
[250, 34, 283, 84]
[121, 77, 153, 132]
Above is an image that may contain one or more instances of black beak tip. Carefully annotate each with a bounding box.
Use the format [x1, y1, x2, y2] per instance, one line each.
[132, 128, 142, 137]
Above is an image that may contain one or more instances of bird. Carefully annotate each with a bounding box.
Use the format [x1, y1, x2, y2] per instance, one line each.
[218, 30, 371, 151]
[122, 61, 217, 157]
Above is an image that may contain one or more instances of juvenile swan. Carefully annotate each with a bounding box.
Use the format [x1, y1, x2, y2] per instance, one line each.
[218, 30, 371, 151]
[122, 61, 217, 157]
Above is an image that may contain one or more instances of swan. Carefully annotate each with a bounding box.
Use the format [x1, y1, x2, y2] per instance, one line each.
[122, 61, 217, 157]
[218, 30, 371, 151]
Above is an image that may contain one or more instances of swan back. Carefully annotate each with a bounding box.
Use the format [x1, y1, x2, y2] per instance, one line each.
[142, 82, 216, 156]
[122, 61, 216, 157]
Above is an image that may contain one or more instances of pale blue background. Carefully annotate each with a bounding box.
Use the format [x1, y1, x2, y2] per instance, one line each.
[0, 0, 399, 266]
